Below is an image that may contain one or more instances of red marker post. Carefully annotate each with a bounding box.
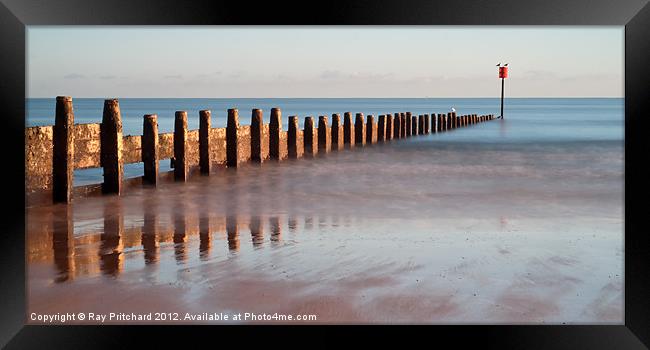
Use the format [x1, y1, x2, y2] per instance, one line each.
[498, 66, 508, 119]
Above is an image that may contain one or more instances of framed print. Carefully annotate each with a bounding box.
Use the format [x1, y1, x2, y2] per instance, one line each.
[2, 0, 649, 348]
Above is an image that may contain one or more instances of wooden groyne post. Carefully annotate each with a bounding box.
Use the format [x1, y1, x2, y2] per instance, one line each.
[405, 112, 412, 137]
[318, 115, 331, 153]
[251, 109, 263, 163]
[355, 113, 365, 146]
[53, 96, 74, 203]
[269, 108, 282, 160]
[199, 110, 211, 174]
[331, 113, 342, 151]
[393, 113, 402, 139]
[174, 111, 188, 181]
[366, 115, 375, 145]
[101, 99, 123, 194]
[226, 108, 239, 167]
[344, 112, 355, 148]
[142, 114, 159, 185]
[378, 115, 386, 142]
[288, 115, 299, 159]
[304, 116, 316, 157]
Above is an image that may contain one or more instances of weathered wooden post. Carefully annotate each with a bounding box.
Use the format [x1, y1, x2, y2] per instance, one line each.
[412, 115, 418, 135]
[269, 108, 282, 160]
[378, 115, 386, 142]
[304, 116, 316, 157]
[437, 114, 443, 132]
[424, 114, 430, 134]
[393, 113, 402, 139]
[405, 112, 412, 137]
[250, 109, 263, 163]
[386, 114, 394, 140]
[331, 113, 341, 151]
[174, 111, 188, 181]
[418, 115, 424, 135]
[199, 110, 211, 174]
[288, 116, 299, 158]
[401, 113, 407, 138]
[366, 115, 375, 144]
[318, 115, 330, 153]
[53, 96, 75, 203]
[344, 112, 355, 148]
[355, 113, 365, 146]
[456, 114, 461, 128]
[226, 108, 239, 167]
[142, 114, 159, 185]
[101, 99, 123, 195]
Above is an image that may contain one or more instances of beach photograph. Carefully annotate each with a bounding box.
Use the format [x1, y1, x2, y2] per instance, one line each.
[24, 26, 624, 324]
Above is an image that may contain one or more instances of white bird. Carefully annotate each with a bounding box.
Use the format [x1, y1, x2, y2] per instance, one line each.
[451, 107, 456, 113]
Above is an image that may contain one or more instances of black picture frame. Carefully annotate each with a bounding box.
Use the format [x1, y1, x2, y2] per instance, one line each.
[2, 0, 649, 348]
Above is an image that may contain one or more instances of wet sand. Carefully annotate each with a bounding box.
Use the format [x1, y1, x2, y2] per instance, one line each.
[26, 130, 623, 324]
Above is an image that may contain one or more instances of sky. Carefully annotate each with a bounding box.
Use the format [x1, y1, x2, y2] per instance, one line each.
[27, 26, 623, 98]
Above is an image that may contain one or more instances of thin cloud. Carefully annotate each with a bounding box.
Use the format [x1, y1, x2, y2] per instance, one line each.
[163, 74, 183, 79]
[320, 70, 341, 79]
[522, 70, 557, 80]
[63, 73, 85, 79]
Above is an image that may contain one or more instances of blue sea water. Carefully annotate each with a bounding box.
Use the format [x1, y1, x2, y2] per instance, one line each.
[26, 98, 624, 185]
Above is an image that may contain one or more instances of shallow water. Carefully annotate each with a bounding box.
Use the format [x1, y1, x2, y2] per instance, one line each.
[26, 98, 623, 324]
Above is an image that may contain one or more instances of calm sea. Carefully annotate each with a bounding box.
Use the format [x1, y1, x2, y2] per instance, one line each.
[26, 98, 624, 185]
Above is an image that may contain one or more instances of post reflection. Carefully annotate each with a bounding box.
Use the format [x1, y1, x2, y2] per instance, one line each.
[142, 197, 159, 265]
[226, 215, 240, 251]
[199, 215, 211, 260]
[52, 205, 74, 283]
[288, 217, 298, 233]
[250, 216, 264, 247]
[100, 199, 124, 276]
[270, 217, 282, 244]
[173, 201, 188, 263]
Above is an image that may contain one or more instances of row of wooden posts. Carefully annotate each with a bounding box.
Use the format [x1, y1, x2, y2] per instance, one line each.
[51, 96, 495, 203]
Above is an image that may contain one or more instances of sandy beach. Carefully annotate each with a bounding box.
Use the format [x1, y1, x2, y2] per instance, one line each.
[26, 126, 623, 324]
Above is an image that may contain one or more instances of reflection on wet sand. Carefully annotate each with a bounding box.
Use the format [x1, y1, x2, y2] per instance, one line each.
[250, 216, 264, 248]
[52, 205, 74, 283]
[32, 197, 343, 283]
[226, 216, 240, 252]
[173, 201, 188, 263]
[142, 197, 159, 265]
[199, 215, 211, 260]
[270, 216, 282, 244]
[101, 200, 123, 276]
